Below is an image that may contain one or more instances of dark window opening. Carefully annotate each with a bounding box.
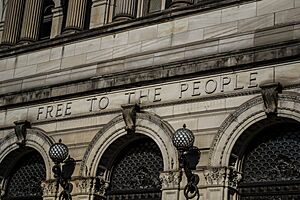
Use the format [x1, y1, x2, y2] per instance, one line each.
[84, 0, 92, 30]
[239, 122, 300, 200]
[96, 137, 163, 200]
[40, 0, 54, 40]
[61, 0, 68, 32]
[3, 150, 46, 200]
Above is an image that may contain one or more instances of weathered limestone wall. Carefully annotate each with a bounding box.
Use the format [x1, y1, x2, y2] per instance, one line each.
[0, 1, 300, 199]
[0, 0, 298, 95]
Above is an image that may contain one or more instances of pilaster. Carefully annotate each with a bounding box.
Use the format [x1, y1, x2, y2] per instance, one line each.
[50, 6, 64, 38]
[89, 0, 108, 29]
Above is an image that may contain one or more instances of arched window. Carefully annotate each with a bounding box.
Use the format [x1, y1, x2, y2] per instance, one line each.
[238, 121, 300, 200]
[96, 136, 163, 199]
[40, 0, 55, 40]
[1, 148, 46, 200]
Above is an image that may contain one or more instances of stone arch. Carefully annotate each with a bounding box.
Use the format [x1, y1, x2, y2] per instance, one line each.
[80, 112, 178, 177]
[209, 91, 300, 167]
[0, 127, 55, 180]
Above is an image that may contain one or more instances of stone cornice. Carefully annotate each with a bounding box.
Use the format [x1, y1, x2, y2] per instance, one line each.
[0, 39, 299, 108]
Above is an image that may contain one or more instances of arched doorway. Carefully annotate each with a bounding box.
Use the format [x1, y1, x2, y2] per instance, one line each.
[0, 147, 46, 200]
[231, 118, 300, 200]
[95, 134, 163, 200]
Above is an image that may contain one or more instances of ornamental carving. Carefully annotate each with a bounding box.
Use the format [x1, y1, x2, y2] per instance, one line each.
[93, 176, 108, 196]
[14, 120, 31, 145]
[75, 177, 93, 194]
[204, 167, 227, 185]
[159, 171, 181, 189]
[41, 180, 57, 196]
[260, 82, 282, 116]
[121, 104, 140, 133]
[228, 169, 242, 190]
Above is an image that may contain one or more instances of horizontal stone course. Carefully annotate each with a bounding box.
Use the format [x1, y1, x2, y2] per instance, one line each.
[257, 0, 294, 16]
[0, 40, 299, 108]
[0, 0, 298, 98]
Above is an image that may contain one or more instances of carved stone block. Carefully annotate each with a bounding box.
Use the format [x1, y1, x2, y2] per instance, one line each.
[14, 120, 31, 145]
[121, 104, 140, 133]
[260, 82, 282, 116]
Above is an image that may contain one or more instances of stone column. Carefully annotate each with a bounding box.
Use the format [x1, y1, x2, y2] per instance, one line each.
[113, 0, 138, 21]
[64, 0, 88, 32]
[169, 0, 193, 8]
[89, 0, 108, 28]
[20, 0, 44, 43]
[1, 0, 25, 45]
[50, 6, 64, 38]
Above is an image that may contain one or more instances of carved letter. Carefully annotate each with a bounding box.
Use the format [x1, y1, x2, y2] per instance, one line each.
[192, 81, 201, 96]
[65, 102, 72, 116]
[37, 107, 44, 120]
[180, 83, 189, 98]
[221, 76, 231, 92]
[125, 92, 136, 104]
[99, 97, 109, 110]
[153, 88, 162, 102]
[87, 97, 97, 112]
[205, 79, 217, 94]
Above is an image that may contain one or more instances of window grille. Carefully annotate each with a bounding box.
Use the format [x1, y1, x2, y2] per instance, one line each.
[105, 138, 163, 200]
[3, 151, 46, 200]
[239, 126, 300, 200]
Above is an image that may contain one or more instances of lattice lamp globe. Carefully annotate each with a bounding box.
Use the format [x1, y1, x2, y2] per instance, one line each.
[49, 139, 69, 163]
[172, 124, 195, 151]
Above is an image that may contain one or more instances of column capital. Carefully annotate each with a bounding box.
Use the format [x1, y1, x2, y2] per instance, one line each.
[204, 167, 228, 186]
[160, 171, 181, 190]
[41, 179, 57, 197]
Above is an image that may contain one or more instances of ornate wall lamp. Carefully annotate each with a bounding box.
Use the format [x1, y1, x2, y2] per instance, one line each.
[172, 124, 200, 199]
[49, 139, 75, 200]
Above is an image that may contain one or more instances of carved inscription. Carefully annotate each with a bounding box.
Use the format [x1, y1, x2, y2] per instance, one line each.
[35, 71, 259, 120]
[37, 102, 72, 120]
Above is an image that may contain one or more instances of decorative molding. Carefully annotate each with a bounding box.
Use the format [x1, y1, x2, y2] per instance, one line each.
[159, 171, 181, 189]
[204, 167, 227, 186]
[260, 82, 282, 116]
[209, 95, 264, 166]
[121, 104, 140, 133]
[209, 92, 300, 167]
[80, 112, 175, 176]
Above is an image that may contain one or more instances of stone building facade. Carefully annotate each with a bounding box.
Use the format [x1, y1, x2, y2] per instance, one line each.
[0, 0, 300, 199]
